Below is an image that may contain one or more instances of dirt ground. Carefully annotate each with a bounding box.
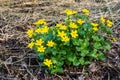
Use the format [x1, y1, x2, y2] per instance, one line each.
[0, 0, 120, 80]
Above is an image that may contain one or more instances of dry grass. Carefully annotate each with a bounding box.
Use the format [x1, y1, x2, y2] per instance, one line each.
[0, 0, 120, 80]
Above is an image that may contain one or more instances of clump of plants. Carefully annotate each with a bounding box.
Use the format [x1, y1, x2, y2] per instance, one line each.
[26, 9, 114, 73]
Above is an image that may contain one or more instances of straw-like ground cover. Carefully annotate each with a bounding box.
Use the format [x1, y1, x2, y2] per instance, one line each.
[0, 0, 120, 80]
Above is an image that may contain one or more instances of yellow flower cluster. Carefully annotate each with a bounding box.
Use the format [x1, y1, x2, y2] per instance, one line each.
[56, 23, 62, 28]
[34, 19, 46, 25]
[35, 26, 49, 33]
[91, 23, 99, 31]
[93, 27, 98, 32]
[91, 23, 98, 27]
[35, 28, 41, 33]
[82, 9, 89, 16]
[56, 23, 67, 30]
[47, 40, 55, 47]
[28, 39, 55, 53]
[35, 39, 43, 46]
[34, 39, 46, 53]
[69, 22, 78, 28]
[77, 19, 85, 25]
[26, 29, 34, 38]
[65, 8, 89, 16]
[37, 46, 45, 52]
[57, 30, 70, 42]
[62, 36, 70, 42]
[28, 42, 34, 49]
[107, 20, 113, 27]
[42, 26, 49, 33]
[112, 38, 117, 43]
[70, 30, 78, 38]
[100, 17, 113, 28]
[100, 17, 105, 23]
[43, 59, 52, 67]
[58, 31, 66, 37]
[65, 9, 77, 15]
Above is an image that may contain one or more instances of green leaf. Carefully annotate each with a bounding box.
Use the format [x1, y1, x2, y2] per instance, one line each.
[84, 61, 91, 65]
[83, 22, 91, 31]
[90, 49, 98, 59]
[51, 58, 64, 66]
[36, 53, 44, 61]
[92, 35, 100, 41]
[45, 47, 51, 53]
[99, 36, 104, 42]
[57, 61, 64, 66]
[51, 57, 57, 64]
[76, 46, 81, 51]
[93, 42, 102, 49]
[80, 52, 86, 57]
[98, 52, 106, 61]
[67, 54, 76, 62]
[81, 14, 89, 20]
[79, 30, 85, 37]
[51, 67, 63, 74]
[106, 28, 113, 34]
[31, 38, 35, 42]
[79, 57, 85, 65]
[46, 47, 57, 56]
[60, 50, 66, 55]
[52, 49, 57, 56]
[91, 53, 98, 59]
[80, 49, 89, 57]
[80, 39, 89, 49]
[63, 41, 70, 46]
[81, 49, 89, 54]
[73, 58, 80, 66]
[73, 13, 83, 19]
[73, 39, 82, 46]
[44, 34, 53, 42]
[104, 43, 111, 50]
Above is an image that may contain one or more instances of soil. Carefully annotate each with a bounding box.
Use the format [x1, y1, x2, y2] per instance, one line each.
[0, 0, 120, 80]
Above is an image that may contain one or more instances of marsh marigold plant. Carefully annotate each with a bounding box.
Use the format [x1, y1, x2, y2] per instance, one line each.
[27, 9, 114, 73]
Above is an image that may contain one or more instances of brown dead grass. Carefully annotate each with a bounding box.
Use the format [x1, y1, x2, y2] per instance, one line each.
[0, 0, 120, 80]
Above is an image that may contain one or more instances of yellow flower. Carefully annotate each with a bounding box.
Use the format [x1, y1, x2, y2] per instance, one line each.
[84, 12, 89, 16]
[37, 46, 45, 52]
[26, 29, 34, 38]
[47, 40, 55, 47]
[56, 23, 63, 28]
[93, 27, 98, 31]
[60, 25, 67, 30]
[43, 59, 52, 67]
[35, 28, 42, 33]
[28, 42, 34, 49]
[70, 30, 78, 38]
[112, 38, 117, 43]
[82, 9, 89, 13]
[107, 20, 113, 27]
[77, 19, 85, 25]
[100, 17, 105, 23]
[65, 9, 77, 15]
[91, 23, 98, 27]
[69, 22, 78, 28]
[62, 36, 70, 42]
[42, 26, 49, 33]
[82, 9, 89, 15]
[34, 19, 46, 25]
[35, 39, 43, 46]
[57, 30, 67, 38]
[56, 23, 67, 30]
